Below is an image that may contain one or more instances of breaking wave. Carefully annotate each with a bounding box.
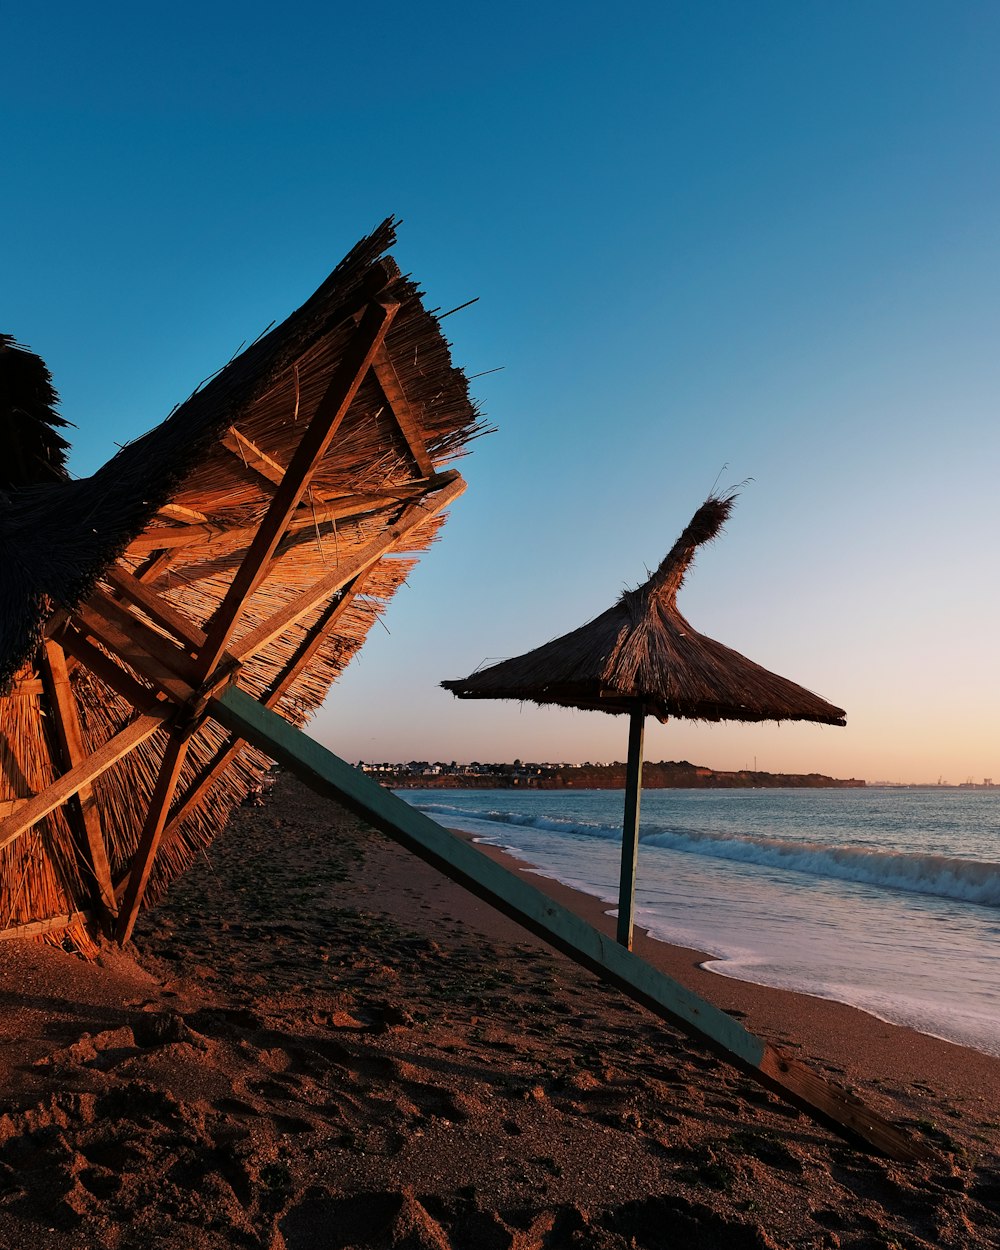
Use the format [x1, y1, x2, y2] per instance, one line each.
[641, 828, 1000, 908]
[407, 799, 1000, 908]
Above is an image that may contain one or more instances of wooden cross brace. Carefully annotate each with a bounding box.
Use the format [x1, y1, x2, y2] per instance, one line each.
[0, 468, 465, 941]
[0, 297, 464, 945]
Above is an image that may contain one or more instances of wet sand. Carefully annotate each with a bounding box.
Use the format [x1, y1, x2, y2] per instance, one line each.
[0, 774, 997, 1248]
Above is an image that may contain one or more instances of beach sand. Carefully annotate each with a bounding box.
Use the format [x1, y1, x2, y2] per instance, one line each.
[0, 774, 997, 1248]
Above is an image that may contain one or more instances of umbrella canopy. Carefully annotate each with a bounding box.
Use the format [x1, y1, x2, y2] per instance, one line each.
[442, 493, 845, 726]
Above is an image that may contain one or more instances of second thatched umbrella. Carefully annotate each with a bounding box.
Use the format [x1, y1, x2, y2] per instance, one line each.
[442, 493, 846, 949]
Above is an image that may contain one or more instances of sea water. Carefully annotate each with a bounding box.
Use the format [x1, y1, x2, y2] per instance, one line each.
[400, 788, 1000, 1057]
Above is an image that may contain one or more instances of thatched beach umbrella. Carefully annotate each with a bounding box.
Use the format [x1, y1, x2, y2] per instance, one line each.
[442, 493, 846, 949]
[0, 219, 485, 949]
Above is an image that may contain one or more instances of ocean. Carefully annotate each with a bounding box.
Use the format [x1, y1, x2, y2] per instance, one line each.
[400, 787, 1000, 1058]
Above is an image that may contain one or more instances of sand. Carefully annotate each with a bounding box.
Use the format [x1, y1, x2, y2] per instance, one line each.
[0, 774, 997, 1249]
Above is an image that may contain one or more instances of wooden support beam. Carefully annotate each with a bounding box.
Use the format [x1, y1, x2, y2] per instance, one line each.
[85, 589, 202, 682]
[159, 502, 208, 524]
[231, 475, 465, 665]
[128, 525, 215, 554]
[134, 572, 372, 883]
[220, 427, 288, 488]
[268, 572, 370, 703]
[10, 679, 45, 696]
[0, 800, 27, 819]
[42, 608, 70, 639]
[196, 300, 399, 677]
[115, 733, 191, 944]
[104, 566, 208, 651]
[56, 625, 161, 714]
[124, 743, 244, 896]
[126, 471, 461, 560]
[136, 548, 179, 584]
[0, 910, 92, 942]
[0, 712, 167, 854]
[208, 683, 931, 1165]
[39, 641, 118, 929]
[285, 470, 462, 531]
[312, 469, 459, 516]
[370, 348, 436, 477]
[72, 602, 197, 705]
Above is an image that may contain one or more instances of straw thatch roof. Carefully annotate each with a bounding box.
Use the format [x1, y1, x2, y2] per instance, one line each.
[1, 222, 482, 691]
[443, 494, 845, 726]
[0, 219, 485, 948]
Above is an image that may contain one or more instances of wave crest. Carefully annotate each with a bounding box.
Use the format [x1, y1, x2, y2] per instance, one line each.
[405, 798, 1000, 908]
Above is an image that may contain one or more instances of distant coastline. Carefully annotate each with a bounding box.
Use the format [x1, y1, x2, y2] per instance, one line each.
[368, 760, 866, 790]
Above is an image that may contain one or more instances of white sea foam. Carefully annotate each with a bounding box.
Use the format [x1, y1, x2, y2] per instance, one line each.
[410, 798, 1000, 908]
[642, 828, 1000, 908]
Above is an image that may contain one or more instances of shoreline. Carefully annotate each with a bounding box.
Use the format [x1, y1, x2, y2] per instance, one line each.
[402, 780, 999, 1063]
[451, 827, 1000, 1108]
[480, 834, 1000, 1062]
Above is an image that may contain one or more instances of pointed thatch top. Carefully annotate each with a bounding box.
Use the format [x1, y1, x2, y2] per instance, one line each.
[443, 493, 846, 726]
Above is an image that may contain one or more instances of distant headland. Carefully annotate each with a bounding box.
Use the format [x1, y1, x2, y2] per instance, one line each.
[360, 760, 865, 790]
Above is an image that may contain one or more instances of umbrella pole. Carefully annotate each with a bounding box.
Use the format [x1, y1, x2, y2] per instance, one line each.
[616, 701, 645, 949]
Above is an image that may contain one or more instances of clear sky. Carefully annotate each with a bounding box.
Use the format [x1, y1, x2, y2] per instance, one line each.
[6, 2, 999, 784]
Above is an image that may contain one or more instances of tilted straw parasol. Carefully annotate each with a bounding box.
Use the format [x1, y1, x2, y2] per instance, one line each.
[443, 493, 846, 948]
[0, 219, 486, 951]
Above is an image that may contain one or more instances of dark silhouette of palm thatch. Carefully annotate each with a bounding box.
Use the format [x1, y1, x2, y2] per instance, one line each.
[0, 335, 72, 490]
[443, 493, 845, 726]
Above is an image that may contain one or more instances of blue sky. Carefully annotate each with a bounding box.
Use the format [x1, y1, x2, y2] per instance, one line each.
[6, 2, 999, 782]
